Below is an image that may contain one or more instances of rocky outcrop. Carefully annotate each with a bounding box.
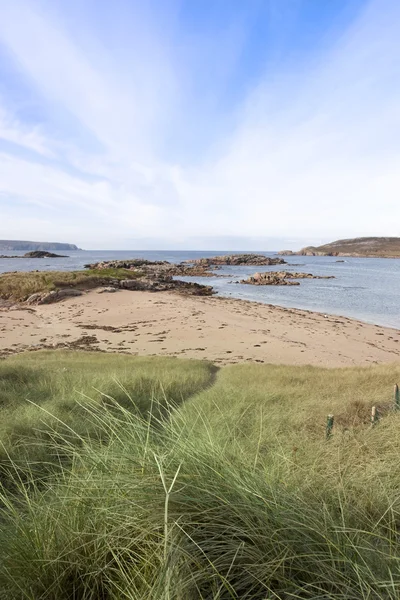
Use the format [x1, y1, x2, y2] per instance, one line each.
[24, 251, 68, 258]
[240, 271, 334, 285]
[85, 259, 168, 270]
[117, 277, 213, 296]
[24, 276, 213, 305]
[85, 259, 223, 278]
[240, 273, 299, 286]
[185, 254, 286, 266]
[283, 271, 334, 279]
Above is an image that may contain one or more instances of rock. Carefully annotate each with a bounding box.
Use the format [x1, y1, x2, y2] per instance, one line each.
[23, 251, 68, 258]
[280, 271, 335, 279]
[97, 287, 118, 293]
[171, 280, 214, 296]
[26, 289, 83, 305]
[241, 273, 300, 286]
[240, 271, 335, 285]
[26, 293, 43, 304]
[277, 250, 295, 256]
[85, 258, 223, 278]
[85, 259, 169, 270]
[117, 277, 213, 296]
[184, 254, 286, 266]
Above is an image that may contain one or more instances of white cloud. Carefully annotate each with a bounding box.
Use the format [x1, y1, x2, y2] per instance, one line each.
[0, 0, 399, 248]
[0, 104, 52, 156]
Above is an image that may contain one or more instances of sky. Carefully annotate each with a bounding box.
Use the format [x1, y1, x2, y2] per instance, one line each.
[0, 0, 399, 250]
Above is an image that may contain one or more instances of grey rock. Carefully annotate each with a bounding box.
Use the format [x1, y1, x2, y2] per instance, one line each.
[26, 288, 83, 305]
[97, 287, 118, 293]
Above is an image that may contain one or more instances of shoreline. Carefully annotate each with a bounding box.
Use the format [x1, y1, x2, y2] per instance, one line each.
[1, 289, 399, 366]
[206, 290, 400, 331]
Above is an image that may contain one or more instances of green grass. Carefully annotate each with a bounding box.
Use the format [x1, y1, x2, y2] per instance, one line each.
[0, 268, 140, 301]
[0, 351, 215, 477]
[1, 352, 400, 598]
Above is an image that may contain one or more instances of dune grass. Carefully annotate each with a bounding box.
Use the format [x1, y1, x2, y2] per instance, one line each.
[0, 268, 140, 301]
[1, 352, 400, 598]
[0, 351, 215, 478]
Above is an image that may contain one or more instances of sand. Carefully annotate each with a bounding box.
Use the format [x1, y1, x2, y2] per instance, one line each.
[0, 289, 399, 366]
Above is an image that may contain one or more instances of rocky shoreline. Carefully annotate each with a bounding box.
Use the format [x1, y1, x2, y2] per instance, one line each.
[1, 254, 333, 307]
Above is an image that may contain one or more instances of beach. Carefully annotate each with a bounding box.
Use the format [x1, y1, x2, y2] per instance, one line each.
[1, 289, 399, 366]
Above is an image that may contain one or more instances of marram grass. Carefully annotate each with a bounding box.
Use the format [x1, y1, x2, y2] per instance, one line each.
[1, 351, 400, 599]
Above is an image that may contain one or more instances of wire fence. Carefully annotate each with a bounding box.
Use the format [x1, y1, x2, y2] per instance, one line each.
[326, 383, 400, 439]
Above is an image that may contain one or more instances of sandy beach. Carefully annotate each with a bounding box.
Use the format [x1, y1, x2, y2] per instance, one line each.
[0, 290, 399, 366]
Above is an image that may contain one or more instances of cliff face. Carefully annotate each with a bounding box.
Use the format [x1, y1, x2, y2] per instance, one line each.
[279, 237, 400, 258]
[0, 240, 79, 251]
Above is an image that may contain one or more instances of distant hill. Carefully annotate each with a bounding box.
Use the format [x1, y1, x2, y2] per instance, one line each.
[0, 240, 80, 251]
[279, 237, 400, 258]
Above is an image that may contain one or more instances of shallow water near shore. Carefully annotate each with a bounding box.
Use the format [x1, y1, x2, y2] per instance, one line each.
[0, 250, 399, 329]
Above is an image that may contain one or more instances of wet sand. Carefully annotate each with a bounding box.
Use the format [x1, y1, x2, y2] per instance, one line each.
[0, 290, 399, 366]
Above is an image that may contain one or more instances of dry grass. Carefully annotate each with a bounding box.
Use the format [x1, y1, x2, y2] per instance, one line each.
[178, 361, 400, 446]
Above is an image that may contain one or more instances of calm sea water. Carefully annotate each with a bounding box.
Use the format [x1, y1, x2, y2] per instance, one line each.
[1, 250, 399, 329]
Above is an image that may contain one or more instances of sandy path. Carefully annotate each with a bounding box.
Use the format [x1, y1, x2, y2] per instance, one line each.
[0, 290, 399, 366]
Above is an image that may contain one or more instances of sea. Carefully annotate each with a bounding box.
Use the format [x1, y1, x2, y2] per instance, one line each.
[1, 250, 399, 329]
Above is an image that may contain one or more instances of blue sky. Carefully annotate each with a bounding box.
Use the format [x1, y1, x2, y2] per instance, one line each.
[0, 0, 399, 250]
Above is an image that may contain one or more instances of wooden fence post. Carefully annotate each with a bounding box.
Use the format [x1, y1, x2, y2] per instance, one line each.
[326, 414, 334, 440]
[394, 384, 400, 411]
[371, 406, 379, 427]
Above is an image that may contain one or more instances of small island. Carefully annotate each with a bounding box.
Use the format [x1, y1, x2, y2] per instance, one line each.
[239, 271, 335, 286]
[279, 237, 400, 258]
[185, 253, 286, 266]
[0, 251, 69, 259]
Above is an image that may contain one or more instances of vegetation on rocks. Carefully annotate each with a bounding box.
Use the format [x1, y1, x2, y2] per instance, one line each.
[0, 268, 140, 302]
[0, 266, 214, 304]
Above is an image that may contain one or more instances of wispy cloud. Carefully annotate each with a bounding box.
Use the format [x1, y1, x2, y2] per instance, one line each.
[0, 103, 52, 156]
[0, 0, 399, 248]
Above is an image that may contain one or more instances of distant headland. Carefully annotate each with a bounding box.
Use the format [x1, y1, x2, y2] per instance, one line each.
[0, 240, 80, 251]
[279, 237, 400, 258]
